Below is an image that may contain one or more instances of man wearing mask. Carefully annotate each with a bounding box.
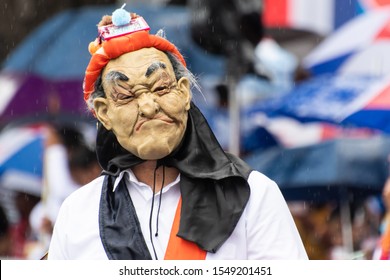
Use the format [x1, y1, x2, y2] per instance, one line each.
[48, 6, 307, 260]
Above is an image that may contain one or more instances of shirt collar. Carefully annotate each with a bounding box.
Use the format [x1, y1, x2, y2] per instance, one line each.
[112, 168, 180, 192]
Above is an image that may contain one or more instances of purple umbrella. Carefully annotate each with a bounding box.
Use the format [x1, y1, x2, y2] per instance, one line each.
[0, 71, 88, 126]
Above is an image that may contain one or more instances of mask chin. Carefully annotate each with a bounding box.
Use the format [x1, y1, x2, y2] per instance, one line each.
[134, 142, 176, 160]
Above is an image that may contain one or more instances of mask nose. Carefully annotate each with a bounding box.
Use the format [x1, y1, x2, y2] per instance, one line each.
[138, 94, 160, 118]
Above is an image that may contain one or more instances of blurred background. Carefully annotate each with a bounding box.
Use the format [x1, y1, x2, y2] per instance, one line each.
[1, 0, 390, 260]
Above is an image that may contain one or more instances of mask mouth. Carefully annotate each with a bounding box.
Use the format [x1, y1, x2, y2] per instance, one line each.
[135, 117, 174, 132]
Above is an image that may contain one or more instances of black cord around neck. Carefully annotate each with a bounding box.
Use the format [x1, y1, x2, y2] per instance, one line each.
[148, 165, 159, 260]
[155, 165, 165, 237]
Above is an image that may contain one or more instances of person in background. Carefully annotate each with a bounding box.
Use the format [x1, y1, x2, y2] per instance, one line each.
[9, 188, 40, 259]
[373, 173, 390, 259]
[41, 124, 101, 226]
[29, 124, 101, 259]
[0, 205, 12, 259]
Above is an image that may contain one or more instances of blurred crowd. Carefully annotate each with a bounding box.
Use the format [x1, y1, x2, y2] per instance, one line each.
[0, 123, 102, 259]
[290, 190, 390, 260]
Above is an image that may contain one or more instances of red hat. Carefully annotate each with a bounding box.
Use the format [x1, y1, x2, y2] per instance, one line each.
[83, 9, 186, 106]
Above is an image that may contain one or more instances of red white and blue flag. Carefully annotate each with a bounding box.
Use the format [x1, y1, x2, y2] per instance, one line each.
[302, 6, 390, 75]
[246, 73, 390, 134]
[263, 0, 390, 35]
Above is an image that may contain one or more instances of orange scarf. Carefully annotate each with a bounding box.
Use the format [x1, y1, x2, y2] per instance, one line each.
[164, 197, 207, 260]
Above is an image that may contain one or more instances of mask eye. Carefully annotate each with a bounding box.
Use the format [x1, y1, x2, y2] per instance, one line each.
[110, 88, 134, 104]
[117, 93, 134, 100]
[154, 86, 168, 95]
[154, 83, 176, 96]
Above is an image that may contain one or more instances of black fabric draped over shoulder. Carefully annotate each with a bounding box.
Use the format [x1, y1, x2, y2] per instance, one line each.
[96, 102, 252, 259]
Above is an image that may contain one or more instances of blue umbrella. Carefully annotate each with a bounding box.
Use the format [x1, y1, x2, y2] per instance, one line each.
[0, 117, 97, 196]
[245, 135, 390, 255]
[245, 135, 390, 202]
[0, 126, 44, 197]
[1, 4, 225, 81]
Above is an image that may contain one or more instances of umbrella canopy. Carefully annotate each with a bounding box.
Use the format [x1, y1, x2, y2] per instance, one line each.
[303, 7, 390, 75]
[0, 125, 45, 197]
[246, 73, 390, 133]
[0, 71, 86, 126]
[0, 117, 97, 194]
[1, 4, 225, 81]
[245, 135, 390, 255]
[245, 136, 390, 202]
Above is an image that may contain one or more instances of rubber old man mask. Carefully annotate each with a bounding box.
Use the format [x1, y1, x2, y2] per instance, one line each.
[93, 48, 191, 160]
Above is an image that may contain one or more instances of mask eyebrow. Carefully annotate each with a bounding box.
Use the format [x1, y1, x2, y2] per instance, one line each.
[104, 71, 129, 85]
[145, 62, 166, 78]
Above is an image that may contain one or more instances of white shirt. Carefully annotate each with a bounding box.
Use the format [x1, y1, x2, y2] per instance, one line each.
[48, 170, 308, 260]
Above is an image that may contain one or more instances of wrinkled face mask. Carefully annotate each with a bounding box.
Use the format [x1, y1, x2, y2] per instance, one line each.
[93, 48, 191, 160]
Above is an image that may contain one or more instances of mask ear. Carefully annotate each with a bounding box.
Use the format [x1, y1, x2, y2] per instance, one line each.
[177, 77, 191, 110]
[93, 97, 112, 130]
